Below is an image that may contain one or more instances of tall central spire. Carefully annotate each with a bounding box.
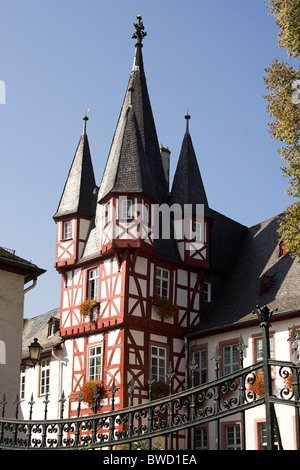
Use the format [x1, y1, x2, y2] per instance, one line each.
[98, 15, 168, 204]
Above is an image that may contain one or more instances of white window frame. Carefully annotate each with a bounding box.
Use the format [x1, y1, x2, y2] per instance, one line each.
[88, 344, 103, 381]
[121, 199, 133, 220]
[88, 268, 99, 300]
[225, 425, 241, 450]
[63, 220, 71, 240]
[193, 349, 207, 384]
[40, 358, 50, 396]
[195, 427, 208, 450]
[223, 344, 239, 375]
[142, 202, 150, 223]
[155, 267, 170, 298]
[203, 281, 211, 302]
[20, 370, 26, 400]
[151, 345, 167, 383]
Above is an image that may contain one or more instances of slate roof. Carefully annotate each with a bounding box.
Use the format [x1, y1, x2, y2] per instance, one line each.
[54, 126, 97, 219]
[0, 247, 45, 284]
[97, 32, 168, 204]
[171, 119, 210, 217]
[22, 308, 62, 358]
[187, 215, 300, 338]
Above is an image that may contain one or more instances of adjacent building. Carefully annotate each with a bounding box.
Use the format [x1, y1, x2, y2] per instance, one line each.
[0, 246, 44, 417]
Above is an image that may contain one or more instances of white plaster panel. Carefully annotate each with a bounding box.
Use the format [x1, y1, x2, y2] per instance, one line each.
[128, 329, 144, 347]
[107, 329, 120, 347]
[177, 288, 188, 308]
[150, 333, 167, 343]
[135, 257, 148, 276]
[177, 269, 187, 286]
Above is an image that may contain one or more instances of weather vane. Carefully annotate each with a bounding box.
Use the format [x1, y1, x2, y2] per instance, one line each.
[131, 15, 147, 45]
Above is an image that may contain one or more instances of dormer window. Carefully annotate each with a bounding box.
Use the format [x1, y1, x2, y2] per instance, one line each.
[261, 276, 271, 295]
[48, 317, 59, 337]
[63, 220, 71, 240]
[279, 240, 287, 257]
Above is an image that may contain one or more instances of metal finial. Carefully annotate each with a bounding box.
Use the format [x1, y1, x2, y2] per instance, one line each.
[185, 113, 191, 133]
[131, 15, 147, 46]
[82, 108, 90, 134]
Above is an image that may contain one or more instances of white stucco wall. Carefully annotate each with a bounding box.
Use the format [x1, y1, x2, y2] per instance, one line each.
[0, 270, 25, 417]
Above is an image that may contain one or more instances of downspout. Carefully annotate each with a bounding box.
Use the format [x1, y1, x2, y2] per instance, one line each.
[52, 348, 63, 419]
[23, 277, 37, 294]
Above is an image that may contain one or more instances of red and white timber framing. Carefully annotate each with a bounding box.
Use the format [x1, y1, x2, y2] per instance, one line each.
[58, 247, 206, 417]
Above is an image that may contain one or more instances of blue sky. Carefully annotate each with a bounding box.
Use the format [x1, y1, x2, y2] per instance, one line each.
[0, 1, 293, 318]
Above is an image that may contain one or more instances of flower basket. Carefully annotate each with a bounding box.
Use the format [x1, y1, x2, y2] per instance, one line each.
[247, 372, 265, 398]
[152, 296, 179, 321]
[81, 379, 103, 407]
[80, 299, 98, 317]
[152, 381, 169, 400]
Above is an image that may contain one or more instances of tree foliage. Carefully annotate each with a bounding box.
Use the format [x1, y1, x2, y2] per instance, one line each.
[264, 0, 300, 258]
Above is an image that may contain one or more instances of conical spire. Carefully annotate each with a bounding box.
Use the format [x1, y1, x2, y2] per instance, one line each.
[54, 114, 97, 218]
[171, 115, 209, 214]
[98, 16, 168, 204]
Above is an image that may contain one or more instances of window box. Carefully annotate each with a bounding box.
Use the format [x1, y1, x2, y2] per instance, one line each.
[81, 379, 103, 408]
[152, 296, 179, 321]
[80, 299, 99, 318]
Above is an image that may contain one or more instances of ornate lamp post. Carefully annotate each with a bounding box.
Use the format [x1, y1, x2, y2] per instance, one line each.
[253, 305, 278, 450]
[21, 338, 43, 371]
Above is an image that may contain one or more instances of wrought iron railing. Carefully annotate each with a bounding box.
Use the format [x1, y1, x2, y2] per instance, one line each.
[0, 306, 299, 450]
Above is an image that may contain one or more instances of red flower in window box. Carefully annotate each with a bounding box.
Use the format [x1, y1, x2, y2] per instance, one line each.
[247, 372, 265, 398]
[81, 379, 103, 407]
[80, 299, 98, 317]
[152, 296, 179, 321]
[152, 381, 169, 399]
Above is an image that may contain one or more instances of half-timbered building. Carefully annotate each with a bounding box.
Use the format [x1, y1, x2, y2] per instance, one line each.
[17, 15, 300, 450]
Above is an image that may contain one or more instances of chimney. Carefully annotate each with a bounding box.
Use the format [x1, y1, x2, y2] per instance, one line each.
[160, 144, 171, 191]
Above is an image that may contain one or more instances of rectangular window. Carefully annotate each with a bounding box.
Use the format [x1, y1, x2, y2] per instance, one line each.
[20, 371, 25, 400]
[258, 422, 279, 450]
[223, 344, 239, 375]
[143, 202, 149, 223]
[193, 221, 202, 241]
[225, 425, 241, 450]
[195, 427, 208, 450]
[63, 220, 71, 240]
[255, 336, 274, 361]
[203, 282, 211, 302]
[122, 199, 133, 219]
[155, 267, 170, 298]
[88, 345, 103, 381]
[104, 202, 111, 226]
[193, 349, 207, 384]
[40, 359, 50, 396]
[151, 346, 167, 382]
[88, 268, 99, 300]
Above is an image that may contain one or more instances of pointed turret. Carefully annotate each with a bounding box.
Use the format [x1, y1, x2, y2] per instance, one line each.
[54, 114, 97, 268]
[171, 115, 211, 267]
[98, 15, 168, 204]
[171, 114, 209, 214]
[54, 114, 96, 219]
